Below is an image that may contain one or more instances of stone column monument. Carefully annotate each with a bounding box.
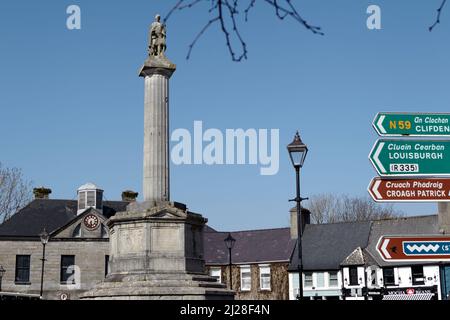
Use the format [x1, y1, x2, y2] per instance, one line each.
[82, 15, 234, 300]
[142, 14, 172, 203]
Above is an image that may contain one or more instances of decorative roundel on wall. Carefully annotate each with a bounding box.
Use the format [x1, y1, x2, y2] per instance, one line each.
[60, 293, 70, 300]
[83, 214, 100, 230]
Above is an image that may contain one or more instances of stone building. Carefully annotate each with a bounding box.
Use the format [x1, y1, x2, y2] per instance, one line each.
[0, 184, 130, 300]
[204, 226, 296, 300]
[0, 188, 298, 300]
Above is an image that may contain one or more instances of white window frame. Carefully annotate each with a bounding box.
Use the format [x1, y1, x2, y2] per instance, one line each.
[328, 271, 339, 288]
[240, 266, 251, 291]
[316, 272, 325, 288]
[209, 267, 222, 283]
[303, 272, 313, 289]
[259, 265, 271, 291]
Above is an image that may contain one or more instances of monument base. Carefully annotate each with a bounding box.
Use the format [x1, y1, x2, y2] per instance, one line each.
[82, 272, 234, 300]
[81, 201, 234, 300]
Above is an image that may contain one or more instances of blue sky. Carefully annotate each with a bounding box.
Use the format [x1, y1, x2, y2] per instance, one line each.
[1, 0, 449, 231]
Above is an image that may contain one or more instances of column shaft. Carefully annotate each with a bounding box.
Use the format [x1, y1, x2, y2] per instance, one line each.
[143, 73, 170, 202]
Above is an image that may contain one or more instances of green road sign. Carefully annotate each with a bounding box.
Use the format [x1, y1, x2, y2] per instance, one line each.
[373, 112, 450, 137]
[369, 139, 450, 176]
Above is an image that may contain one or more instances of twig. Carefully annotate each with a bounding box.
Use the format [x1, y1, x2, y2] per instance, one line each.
[429, 0, 447, 31]
[186, 17, 220, 59]
[165, 0, 323, 61]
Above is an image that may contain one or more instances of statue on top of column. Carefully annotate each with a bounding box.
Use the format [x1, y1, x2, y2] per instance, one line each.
[149, 14, 167, 57]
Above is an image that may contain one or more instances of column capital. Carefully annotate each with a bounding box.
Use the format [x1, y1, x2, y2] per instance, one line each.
[139, 55, 176, 78]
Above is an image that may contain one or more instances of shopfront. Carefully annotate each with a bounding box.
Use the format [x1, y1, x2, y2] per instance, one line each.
[381, 286, 438, 301]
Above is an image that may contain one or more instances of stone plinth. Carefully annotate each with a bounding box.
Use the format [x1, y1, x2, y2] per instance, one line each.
[81, 202, 234, 300]
[81, 273, 234, 300]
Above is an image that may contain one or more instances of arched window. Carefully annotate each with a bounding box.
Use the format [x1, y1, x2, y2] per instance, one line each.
[72, 224, 81, 238]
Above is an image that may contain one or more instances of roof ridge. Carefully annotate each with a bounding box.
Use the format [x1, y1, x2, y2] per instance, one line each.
[307, 220, 371, 227]
[220, 227, 291, 234]
[373, 214, 437, 222]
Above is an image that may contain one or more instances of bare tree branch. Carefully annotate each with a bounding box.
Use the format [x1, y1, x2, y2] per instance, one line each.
[430, 0, 447, 31]
[0, 162, 32, 223]
[308, 193, 403, 224]
[164, 0, 323, 62]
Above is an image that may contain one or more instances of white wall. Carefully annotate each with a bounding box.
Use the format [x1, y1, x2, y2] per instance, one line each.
[288, 271, 342, 300]
[342, 266, 365, 289]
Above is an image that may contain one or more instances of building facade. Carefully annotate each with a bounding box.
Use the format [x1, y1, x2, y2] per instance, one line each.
[0, 184, 130, 300]
[289, 210, 450, 301]
[204, 227, 296, 300]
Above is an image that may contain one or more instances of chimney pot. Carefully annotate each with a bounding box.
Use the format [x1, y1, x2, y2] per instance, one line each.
[33, 187, 52, 199]
[122, 190, 139, 202]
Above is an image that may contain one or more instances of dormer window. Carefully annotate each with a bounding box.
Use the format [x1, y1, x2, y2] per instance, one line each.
[77, 183, 104, 215]
[78, 192, 86, 210]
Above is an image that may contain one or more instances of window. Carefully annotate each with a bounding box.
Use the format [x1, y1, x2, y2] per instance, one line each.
[329, 272, 338, 287]
[304, 272, 313, 288]
[78, 192, 86, 210]
[72, 224, 81, 238]
[15, 255, 31, 284]
[412, 266, 425, 285]
[240, 267, 251, 291]
[105, 255, 110, 277]
[259, 266, 271, 291]
[209, 268, 222, 283]
[371, 269, 377, 286]
[316, 273, 325, 288]
[61, 255, 76, 284]
[383, 268, 395, 286]
[349, 267, 359, 286]
[86, 191, 96, 207]
[96, 191, 103, 209]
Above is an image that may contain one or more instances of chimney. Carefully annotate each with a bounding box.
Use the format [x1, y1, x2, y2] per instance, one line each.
[122, 190, 139, 202]
[33, 187, 52, 199]
[290, 207, 311, 239]
[438, 203, 450, 234]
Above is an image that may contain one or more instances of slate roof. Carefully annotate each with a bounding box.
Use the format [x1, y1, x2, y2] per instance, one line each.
[0, 199, 129, 238]
[288, 221, 372, 271]
[365, 215, 439, 267]
[204, 227, 296, 265]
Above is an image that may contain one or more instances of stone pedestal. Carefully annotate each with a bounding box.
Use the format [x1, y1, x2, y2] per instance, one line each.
[82, 202, 234, 300]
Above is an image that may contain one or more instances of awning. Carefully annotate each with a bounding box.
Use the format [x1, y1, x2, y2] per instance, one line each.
[382, 293, 434, 301]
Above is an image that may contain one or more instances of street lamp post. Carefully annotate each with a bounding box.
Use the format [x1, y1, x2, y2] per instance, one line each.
[224, 233, 236, 290]
[39, 229, 49, 299]
[0, 265, 5, 292]
[287, 131, 308, 301]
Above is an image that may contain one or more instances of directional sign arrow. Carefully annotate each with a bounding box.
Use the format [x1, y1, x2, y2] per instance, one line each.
[368, 177, 450, 202]
[373, 112, 450, 137]
[376, 236, 450, 262]
[369, 139, 450, 176]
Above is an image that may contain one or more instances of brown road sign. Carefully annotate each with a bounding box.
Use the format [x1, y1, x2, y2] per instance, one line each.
[368, 177, 450, 202]
[377, 236, 450, 262]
